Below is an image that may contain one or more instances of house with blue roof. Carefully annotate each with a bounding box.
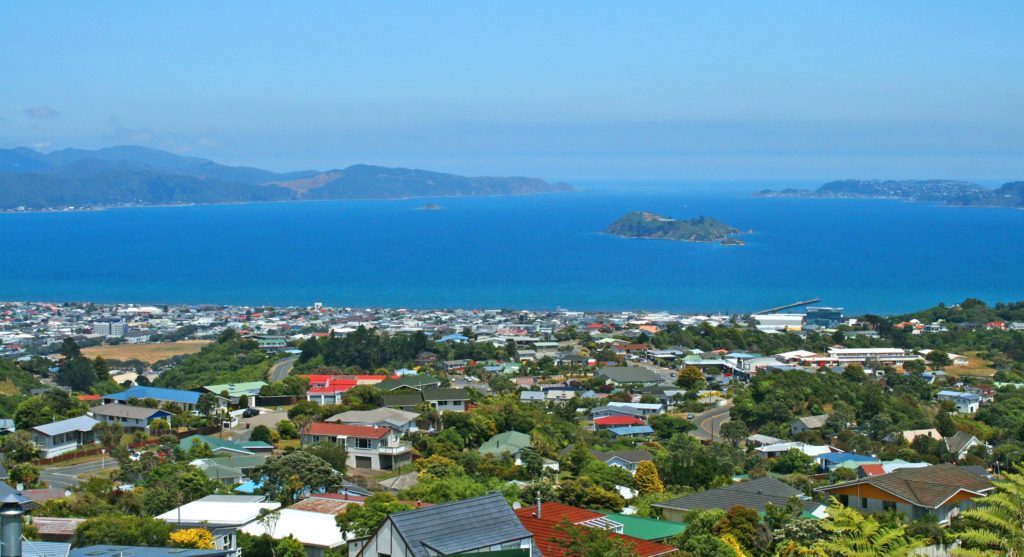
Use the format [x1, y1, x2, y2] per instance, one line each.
[103, 386, 227, 413]
[608, 425, 655, 439]
[816, 452, 878, 472]
[438, 333, 469, 343]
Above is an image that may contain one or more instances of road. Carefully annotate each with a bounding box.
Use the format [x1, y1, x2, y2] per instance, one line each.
[269, 356, 297, 382]
[41, 458, 119, 489]
[689, 403, 732, 442]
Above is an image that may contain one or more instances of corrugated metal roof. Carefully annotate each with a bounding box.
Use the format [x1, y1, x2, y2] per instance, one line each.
[31, 415, 98, 436]
[387, 493, 531, 557]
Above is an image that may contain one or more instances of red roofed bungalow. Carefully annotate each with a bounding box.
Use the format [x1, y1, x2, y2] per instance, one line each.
[305, 422, 391, 439]
[594, 415, 646, 430]
[516, 504, 677, 557]
[857, 463, 886, 477]
[77, 394, 102, 402]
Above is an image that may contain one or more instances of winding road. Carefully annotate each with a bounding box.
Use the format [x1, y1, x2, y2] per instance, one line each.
[689, 403, 733, 442]
[269, 356, 298, 382]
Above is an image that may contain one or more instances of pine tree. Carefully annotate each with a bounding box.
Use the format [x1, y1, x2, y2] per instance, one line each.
[633, 460, 664, 494]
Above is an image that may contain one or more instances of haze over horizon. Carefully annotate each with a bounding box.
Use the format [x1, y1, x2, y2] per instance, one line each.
[2, 1, 1022, 181]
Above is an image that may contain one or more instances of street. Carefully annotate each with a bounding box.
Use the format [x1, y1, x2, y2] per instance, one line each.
[688, 403, 732, 442]
[269, 356, 297, 382]
[41, 458, 119, 489]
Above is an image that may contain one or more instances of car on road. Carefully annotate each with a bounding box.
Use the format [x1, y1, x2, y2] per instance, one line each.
[687, 413, 695, 419]
[242, 408, 260, 418]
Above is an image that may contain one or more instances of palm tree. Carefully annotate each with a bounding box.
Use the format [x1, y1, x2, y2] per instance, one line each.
[954, 470, 1024, 556]
[811, 498, 924, 557]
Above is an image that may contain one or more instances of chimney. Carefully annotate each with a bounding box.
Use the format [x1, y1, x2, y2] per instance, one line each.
[0, 493, 28, 557]
[535, 490, 542, 519]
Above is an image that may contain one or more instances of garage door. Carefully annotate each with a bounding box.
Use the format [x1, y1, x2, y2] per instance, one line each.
[355, 456, 373, 469]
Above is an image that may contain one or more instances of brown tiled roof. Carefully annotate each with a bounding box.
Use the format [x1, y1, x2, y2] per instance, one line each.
[819, 464, 994, 508]
[290, 496, 360, 515]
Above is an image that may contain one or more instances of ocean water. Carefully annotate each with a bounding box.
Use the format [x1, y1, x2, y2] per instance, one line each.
[1, 186, 1023, 314]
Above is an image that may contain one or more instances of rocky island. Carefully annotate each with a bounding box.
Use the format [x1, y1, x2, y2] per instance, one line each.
[416, 203, 443, 211]
[605, 212, 745, 245]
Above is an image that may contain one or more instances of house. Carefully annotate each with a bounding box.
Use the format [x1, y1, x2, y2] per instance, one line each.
[606, 401, 664, 416]
[30, 517, 85, 542]
[515, 502, 676, 557]
[519, 391, 545, 403]
[191, 455, 268, 486]
[326, 408, 420, 433]
[593, 416, 645, 430]
[374, 375, 442, 392]
[478, 431, 558, 471]
[302, 423, 412, 471]
[817, 452, 878, 473]
[70, 547, 232, 557]
[30, 416, 99, 458]
[945, 431, 987, 461]
[103, 386, 226, 413]
[936, 390, 982, 414]
[203, 382, 266, 407]
[592, 449, 654, 474]
[790, 414, 829, 435]
[156, 495, 281, 557]
[89, 404, 172, 433]
[816, 464, 994, 525]
[179, 434, 273, 456]
[655, 477, 824, 521]
[590, 405, 647, 421]
[756, 441, 839, 459]
[240, 507, 345, 557]
[893, 428, 942, 445]
[608, 425, 655, 439]
[347, 492, 535, 557]
[595, 366, 664, 386]
[382, 388, 470, 413]
[255, 335, 288, 351]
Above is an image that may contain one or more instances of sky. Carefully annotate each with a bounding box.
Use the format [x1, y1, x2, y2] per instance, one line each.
[1, 1, 1022, 181]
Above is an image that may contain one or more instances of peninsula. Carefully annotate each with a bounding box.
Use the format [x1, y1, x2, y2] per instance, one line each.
[0, 145, 574, 211]
[755, 179, 1024, 208]
[605, 212, 744, 245]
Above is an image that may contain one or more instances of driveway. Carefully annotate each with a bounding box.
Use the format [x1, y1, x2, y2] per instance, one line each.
[228, 409, 289, 441]
[41, 457, 119, 489]
[689, 403, 733, 442]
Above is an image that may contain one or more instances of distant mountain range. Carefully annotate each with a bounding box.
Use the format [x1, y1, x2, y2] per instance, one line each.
[605, 212, 745, 245]
[755, 179, 1024, 208]
[0, 145, 574, 210]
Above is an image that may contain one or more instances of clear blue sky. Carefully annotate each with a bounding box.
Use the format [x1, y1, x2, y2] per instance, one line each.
[1, 1, 1021, 181]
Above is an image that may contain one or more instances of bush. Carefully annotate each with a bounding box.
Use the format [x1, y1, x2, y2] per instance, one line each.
[250, 425, 273, 444]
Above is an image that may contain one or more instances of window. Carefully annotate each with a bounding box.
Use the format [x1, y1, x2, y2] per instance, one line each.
[883, 501, 896, 512]
[354, 438, 372, 449]
[838, 495, 849, 507]
[860, 497, 869, 510]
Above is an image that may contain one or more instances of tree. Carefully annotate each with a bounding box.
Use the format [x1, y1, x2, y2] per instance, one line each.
[137, 462, 219, 516]
[60, 338, 83, 360]
[336, 494, 415, 538]
[0, 430, 38, 463]
[648, 414, 695, 440]
[274, 536, 307, 557]
[812, 499, 924, 556]
[770, 449, 817, 475]
[254, 451, 343, 505]
[400, 475, 490, 504]
[676, 366, 706, 390]
[303, 442, 349, 473]
[71, 515, 172, 547]
[95, 422, 123, 451]
[655, 433, 728, 490]
[276, 419, 298, 439]
[633, 461, 664, 495]
[187, 439, 214, 459]
[57, 357, 99, 392]
[953, 469, 1024, 556]
[934, 409, 958, 438]
[8, 463, 42, 489]
[553, 518, 637, 557]
[563, 443, 593, 476]
[720, 420, 748, 447]
[714, 506, 767, 553]
[197, 392, 219, 418]
[555, 477, 625, 511]
[169, 528, 216, 549]
[251, 425, 274, 444]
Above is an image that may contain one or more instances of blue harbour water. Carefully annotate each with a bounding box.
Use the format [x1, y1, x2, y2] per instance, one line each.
[1, 185, 1023, 314]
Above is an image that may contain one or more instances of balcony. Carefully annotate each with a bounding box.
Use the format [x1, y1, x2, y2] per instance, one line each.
[348, 441, 413, 455]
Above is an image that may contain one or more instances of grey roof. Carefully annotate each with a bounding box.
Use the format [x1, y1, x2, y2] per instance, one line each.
[592, 449, 654, 464]
[89, 404, 168, 420]
[69, 546, 232, 557]
[793, 414, 829, 429]
[945, 431, 979, 455]
[655, 477, 820, 514]
[382, 392, 425, 408]
[384, 493, 531, 557]
[326, 407, 419, 427]
[31, 415, 99, 437]
[596, 366, 663, 384]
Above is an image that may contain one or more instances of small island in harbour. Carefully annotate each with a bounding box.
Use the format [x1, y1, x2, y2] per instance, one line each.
[416, 203, 443, 211]
[605, 212, 745, 245]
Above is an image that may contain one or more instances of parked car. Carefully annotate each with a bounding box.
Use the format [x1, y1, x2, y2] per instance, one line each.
[242, 408, 260, 418]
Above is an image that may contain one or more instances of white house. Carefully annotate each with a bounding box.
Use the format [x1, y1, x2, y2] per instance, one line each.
[157, 495, 280, 557]
[302, 423, 413, 471]
[88, 404, 173, 433]
[30, 415, 99, 458]
[937, 390, 982, 414]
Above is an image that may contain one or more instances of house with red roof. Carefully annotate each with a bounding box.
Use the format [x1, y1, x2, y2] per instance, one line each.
[515, 502, 677, 557]
[301, 422, 412, 471]
[593, 415, 646, 430]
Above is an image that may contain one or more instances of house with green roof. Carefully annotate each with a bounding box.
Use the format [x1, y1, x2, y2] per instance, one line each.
[179, 434, 273, 456]
[202, 382, 267, 406]
[479, 431, 559, 471]
[598, 512, 686, 541]
[192, 455, 268, 486]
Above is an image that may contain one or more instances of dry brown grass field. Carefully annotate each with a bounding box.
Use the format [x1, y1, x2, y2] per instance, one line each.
[82, 340, 211, 363]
